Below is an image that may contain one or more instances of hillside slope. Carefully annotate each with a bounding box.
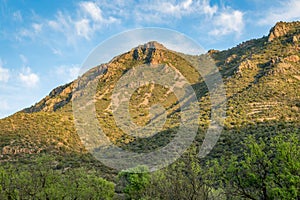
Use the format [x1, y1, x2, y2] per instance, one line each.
[0, 22, 300, 162]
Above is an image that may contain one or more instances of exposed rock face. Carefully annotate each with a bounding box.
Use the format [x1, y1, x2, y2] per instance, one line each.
[292, 35, 299, 43]
[268, 22, 289, 42]
[207, 49, 219, 55]
[137, 41, 167, 50]
[2, 145, 39, 155]
[235, 59, 257, 75]
[22, 65, 108, 113]
[285, 55, 300, 63]
[132, 41, 167, 63]
[225, 54, 237, 64]
[268, 21, 300, 42]
[267, 61, 295, 75]
[22, 83, 74, 113]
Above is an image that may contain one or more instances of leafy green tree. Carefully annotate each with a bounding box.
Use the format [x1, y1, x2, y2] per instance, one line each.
[141, 146, 222, 200]
[0, 155, 115, 200]
[0, 166, 20, 200]
[118, 165, 150, 199]
[220, 132, 300, 200]
[64, 167, 115, 200]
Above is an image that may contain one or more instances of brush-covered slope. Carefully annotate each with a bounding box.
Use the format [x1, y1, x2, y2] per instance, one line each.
[1, 22, 300, 162]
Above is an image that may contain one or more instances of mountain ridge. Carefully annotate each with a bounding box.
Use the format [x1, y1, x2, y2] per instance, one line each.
[21, 21, 300, 116]
[21, 41, 183, 114]
[1, 21, 299, 160]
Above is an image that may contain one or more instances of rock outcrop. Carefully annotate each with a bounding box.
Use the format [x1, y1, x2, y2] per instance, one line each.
[268, 21, 300, 42]
[284, 55, 300, 63]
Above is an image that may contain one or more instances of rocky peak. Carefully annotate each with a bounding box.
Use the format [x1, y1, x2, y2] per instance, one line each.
[268, 21, 300, 42]
[131, 41, 167, 63]
[136, 41, 167, 50]
[207, 49, 219, 55]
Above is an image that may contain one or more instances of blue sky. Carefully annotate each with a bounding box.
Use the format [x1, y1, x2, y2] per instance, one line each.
[0, 0, 300, 118]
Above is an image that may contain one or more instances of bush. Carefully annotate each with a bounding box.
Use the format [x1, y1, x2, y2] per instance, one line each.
[219, 132, 300, 199]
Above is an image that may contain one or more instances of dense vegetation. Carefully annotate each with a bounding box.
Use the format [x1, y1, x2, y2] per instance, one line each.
[1, 131, 298, 199]
[0, 155, 115, 199]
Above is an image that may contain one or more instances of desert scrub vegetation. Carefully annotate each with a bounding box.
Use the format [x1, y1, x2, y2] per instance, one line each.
[114, 131, 299, 200]
[0, 155, 115, 200]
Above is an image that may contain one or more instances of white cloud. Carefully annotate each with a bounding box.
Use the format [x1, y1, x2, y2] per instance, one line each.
[79, 1, 103, 22]
[77, 1, 118, 33]
[32, 23, 43, 33]
[160, 0, 193, 15]
[210, 10, 244, 36]
[182, 0, 193, 9]
[12, 10, 22, 22]
[44, 2, 118, 43]
[46, 11, 78, 45]
[17, 29, 34, 40]
[17, 23, 42, 41]
[56, 65, 80, 81]
[19, 67, 39, 87]
[259, 0, 300, 25]
[136, 0, 198, 20]
[69, 67, 80, 80]
[202, 0, 218, 17]
[75, 18, 91, 40]
[48, 17, 63, 31]
[0, 60, 10, 83]
[13, 0, 244, 50]
[0, 67, 10, 83]
[48, 11, 71, 32]
[127, 0, 243, 37]
[134, 0, 220, 21]
[163, 33, 204, 54]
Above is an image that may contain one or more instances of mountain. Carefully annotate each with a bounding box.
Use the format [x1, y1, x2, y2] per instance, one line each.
[0, 22, 300, 164]
[0, 21, 300, 199]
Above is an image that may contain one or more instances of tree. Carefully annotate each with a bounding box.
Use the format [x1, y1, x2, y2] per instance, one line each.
[118, 165, 150, 200]
[0, 166, 19, 200]
[64, 167, 115, 200]
[0, 155, 115, 200]
[220, 132, 300, 200]
[141, 146, 222, 200]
